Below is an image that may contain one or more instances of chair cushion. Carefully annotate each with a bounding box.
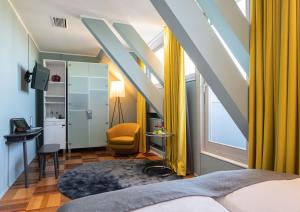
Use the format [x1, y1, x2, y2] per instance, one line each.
[109, 136, 135, 145]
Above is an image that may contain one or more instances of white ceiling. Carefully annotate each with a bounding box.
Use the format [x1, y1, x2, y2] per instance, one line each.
[11, 0, 164, 56]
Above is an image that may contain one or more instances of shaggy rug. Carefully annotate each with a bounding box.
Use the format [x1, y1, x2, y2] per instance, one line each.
[58, 159, 181, 199]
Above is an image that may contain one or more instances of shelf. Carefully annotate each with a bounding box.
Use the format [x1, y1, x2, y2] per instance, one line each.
[89, 89, 108, 91]
[70, 76, 107, 79]
[69, 109, 86, 112]
[69, 92, 89, 95]
[45, 95, 65, 98]
[45, 102, 65, 104]
[48, 81, 65, 85]
[45, 118, 66, 122]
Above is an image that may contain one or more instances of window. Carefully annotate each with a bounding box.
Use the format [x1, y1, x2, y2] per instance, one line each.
[202, 84, 247, 165]
[206, 0, 249, 80]
[152, 47, 196, 85]
[199, 0, 249, 165]
[151, 47, 164, 85]
[211, 26, 247, 79]
[154, 47, 164, 65]
[208, 88, 246, 150]
[150, 73, 160, 85]
[235, 0, 249, 20]
[184, 52, 195, 77]
[236, 0, 246, 16]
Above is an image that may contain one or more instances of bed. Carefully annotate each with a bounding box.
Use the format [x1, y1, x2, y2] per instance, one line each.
[58, 169, 300, 212]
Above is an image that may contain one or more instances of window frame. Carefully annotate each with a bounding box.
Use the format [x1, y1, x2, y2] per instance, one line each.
[201, 82, 248, 165]
[200, 0, 249, 165]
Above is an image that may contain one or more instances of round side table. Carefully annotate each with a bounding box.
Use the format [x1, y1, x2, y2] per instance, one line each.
[144, 132, 174, 177]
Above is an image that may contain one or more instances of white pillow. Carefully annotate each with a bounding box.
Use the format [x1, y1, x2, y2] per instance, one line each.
[218, 178, 300, 212]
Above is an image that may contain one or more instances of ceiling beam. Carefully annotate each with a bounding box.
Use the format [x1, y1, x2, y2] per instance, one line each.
[151, 0, 248, 137]
[82, 18, 163, 116]
[113, 23, 164, 85]
[196, 0, 249, 74]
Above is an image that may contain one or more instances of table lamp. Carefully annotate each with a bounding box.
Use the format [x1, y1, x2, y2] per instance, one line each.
[110, 81, 125, 126]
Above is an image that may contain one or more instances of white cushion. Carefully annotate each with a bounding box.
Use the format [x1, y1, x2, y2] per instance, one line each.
[218, 178, 300, 212]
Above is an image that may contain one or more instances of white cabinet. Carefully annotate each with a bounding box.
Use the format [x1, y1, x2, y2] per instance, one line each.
[44, 120, 66, 149]
[42, 60, 108, 150]
[68, 61, 109, 149]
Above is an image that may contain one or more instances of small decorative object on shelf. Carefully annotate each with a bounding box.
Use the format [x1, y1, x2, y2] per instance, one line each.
[51, 74, 61, 82]
[153, 123, 165, 135]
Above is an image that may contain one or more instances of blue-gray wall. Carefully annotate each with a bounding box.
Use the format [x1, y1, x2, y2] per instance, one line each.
[0, 0, 39, 197]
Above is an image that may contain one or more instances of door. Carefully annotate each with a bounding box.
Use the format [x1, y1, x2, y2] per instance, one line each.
[89, 63, 108, 147]
[68, 62, 89, 149]
[68, 62, 108, 149]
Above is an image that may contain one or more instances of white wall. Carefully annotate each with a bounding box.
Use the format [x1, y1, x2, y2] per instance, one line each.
[0, 0, 39, 197]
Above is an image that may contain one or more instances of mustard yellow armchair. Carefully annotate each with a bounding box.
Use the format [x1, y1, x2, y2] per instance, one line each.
[106, 123, 140, 155]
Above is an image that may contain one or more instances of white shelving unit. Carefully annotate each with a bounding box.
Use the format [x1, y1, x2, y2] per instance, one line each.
[43, 59, 66, 149]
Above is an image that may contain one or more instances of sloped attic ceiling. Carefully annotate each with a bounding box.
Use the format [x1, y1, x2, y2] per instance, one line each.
[11, 0, 164, 56]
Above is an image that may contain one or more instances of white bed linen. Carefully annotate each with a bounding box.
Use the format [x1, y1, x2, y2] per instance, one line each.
[133, 196, 229, 212]
[134, 178, 300, 212]
[218, 178, 300, 212]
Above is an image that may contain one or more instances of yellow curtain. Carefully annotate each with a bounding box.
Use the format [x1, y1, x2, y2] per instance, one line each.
[249, 0, 300, 174]
[164, 27, 187, 176]
[137, 58, 147, 153]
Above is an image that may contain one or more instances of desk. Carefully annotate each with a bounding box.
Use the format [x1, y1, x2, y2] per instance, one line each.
[4, 127, 43, 188]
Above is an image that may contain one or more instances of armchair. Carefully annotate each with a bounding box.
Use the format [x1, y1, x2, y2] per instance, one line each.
[107, 123, 140, 155]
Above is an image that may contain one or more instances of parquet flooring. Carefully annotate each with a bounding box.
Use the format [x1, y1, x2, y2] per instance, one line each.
[0, 148, 161, 212]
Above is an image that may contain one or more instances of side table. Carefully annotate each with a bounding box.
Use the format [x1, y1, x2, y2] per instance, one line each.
[144, 132, 174, 177]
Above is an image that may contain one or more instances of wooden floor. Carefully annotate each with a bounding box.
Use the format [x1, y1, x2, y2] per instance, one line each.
[0, 148, 161, 212]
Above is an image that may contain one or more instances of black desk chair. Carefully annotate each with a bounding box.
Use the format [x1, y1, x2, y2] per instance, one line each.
[38, 144, 60, 179]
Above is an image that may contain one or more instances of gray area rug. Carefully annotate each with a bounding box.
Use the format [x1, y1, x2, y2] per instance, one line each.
[58, 159, 181, 199]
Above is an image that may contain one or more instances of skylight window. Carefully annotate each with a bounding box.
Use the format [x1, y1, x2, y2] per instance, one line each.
[211, 25, 247, 80]
[235, 0, 249, 19]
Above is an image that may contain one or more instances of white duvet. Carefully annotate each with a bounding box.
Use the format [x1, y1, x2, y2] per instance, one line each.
[134, 178, 300, 212]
